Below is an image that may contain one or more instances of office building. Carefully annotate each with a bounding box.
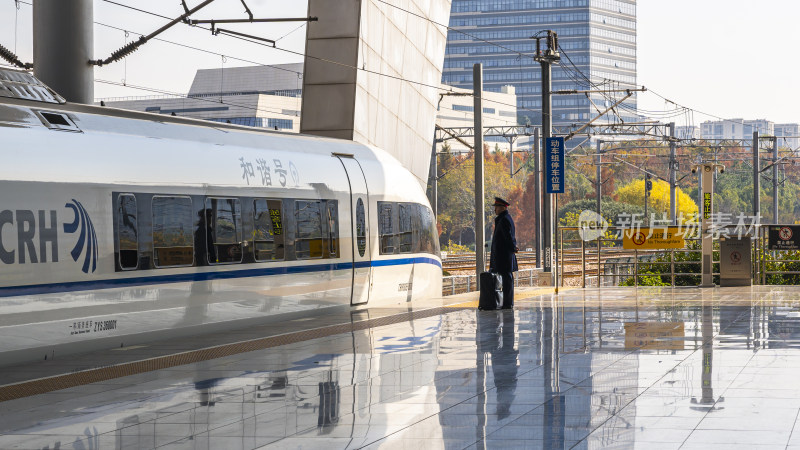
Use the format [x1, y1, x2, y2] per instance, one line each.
[775, 123, 800, 150]
[675, 125, 700, 140]
[104, 63, 515, 154]
[442, 0, 638, 129]
[436, 84, 519, 152]
[700, 119, 774, 141]
[102, 64, 304, 132]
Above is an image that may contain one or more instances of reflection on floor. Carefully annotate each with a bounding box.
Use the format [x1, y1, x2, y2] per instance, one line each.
[4, 287, 800, 449]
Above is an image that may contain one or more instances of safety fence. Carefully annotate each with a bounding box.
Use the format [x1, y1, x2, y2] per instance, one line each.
[557, 225, 800, 287]
[442, 268, 541, 296]
[440, 224, 800, 293]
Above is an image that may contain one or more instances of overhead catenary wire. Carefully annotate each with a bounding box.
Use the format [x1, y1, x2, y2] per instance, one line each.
[93, 22, 301, 76]
[95, 1, 540, 114]
[93, 0, 219, 66]
[104, 0, 799, 138]
[12, 1, 305, 77]
[93, 0, 719, 133]
[95, 1, 303, 75]
[11, 0, 793, 147]
[94, 0, 563, 120]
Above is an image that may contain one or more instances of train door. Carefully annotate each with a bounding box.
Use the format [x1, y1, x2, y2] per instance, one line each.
[335, 154, 371, 305]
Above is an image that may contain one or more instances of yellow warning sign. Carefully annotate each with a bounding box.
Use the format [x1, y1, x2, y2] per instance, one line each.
[703, 192, 712, 220]
[622, 227, 686, 249]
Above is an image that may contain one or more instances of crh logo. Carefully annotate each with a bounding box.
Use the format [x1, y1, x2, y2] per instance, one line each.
[64, 200, 98, 274]
[0, 199, 97, 273]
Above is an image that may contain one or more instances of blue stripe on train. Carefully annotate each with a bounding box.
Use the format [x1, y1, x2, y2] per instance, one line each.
[0, 257, 442, 298]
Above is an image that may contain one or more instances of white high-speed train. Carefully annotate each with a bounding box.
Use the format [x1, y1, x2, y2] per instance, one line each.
[0, 69, 441, 366]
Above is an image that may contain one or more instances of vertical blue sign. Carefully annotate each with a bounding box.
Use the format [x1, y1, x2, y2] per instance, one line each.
[545, 136, 565, 193]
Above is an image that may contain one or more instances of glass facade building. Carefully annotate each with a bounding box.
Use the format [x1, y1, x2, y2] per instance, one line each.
[442, 0, 638, 128]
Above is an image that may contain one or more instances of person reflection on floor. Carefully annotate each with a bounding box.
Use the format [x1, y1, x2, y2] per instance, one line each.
[477, 310, 519, 419]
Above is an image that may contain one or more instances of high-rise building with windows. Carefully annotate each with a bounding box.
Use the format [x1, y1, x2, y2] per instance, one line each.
[442, 0, 638, 130]
[700, 119, 774, 141]
[775, 123, 800, 150]
[699, 119, 800, 150]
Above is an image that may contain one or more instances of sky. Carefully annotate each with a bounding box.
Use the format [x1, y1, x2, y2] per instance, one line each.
[1, 0, 798, 125]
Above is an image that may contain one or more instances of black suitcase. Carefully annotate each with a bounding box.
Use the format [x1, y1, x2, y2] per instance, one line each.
[478, 272, 503, 310]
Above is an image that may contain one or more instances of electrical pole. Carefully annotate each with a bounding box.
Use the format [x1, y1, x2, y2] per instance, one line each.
[430, 138, 438, 216]
[669, 122, 677, 224]
[596, 140, 602, 216]
[698, 163, 723, 287]
[534, 128, 542, 268]
[753, 131, 760, 220]
[508, 136, 516, 176]
[473, 64, 485, 286]
[697, 157, 703, 217]
[533, 31, 560, 283]
[645, 173, 651, 225]
[773, 136, 779, 224]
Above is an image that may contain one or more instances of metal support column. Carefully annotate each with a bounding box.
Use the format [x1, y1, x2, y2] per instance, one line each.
[669, 122, 677, 224]
[773, 136, 779, 224]
[430, 139, 438, 216]
[753, 131, 760, 219]
[699, 164, 718, 287]
[508, 136, 516, 176]
[644, 173, 650, 225]
[473, 64, 485, 286]
[534, 129, 542, 268]
[541, 59, 552, 277]
[539, 47, 559, 284]
[596, 140, 602, 215]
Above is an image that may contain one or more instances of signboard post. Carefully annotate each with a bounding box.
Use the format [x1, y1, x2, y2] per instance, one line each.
[545, 137, 564, 194]
[699, 165, 716, 287]
[545, 136, 564, 287]
[719, 236, 752, 287]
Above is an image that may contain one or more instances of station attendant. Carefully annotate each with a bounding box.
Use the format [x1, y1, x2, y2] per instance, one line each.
[489, 197, 519, 309]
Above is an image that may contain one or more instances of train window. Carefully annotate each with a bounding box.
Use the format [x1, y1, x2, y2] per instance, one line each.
[326, 201, 339, 258]
[356, 198, 366, 257]
[378, 202, 395, 254]
[295, 200, 324, 259]
[420, 205, 438, 255]
[253, 199, 284, 261]
[411, 204, 422, 253]
[117, 194, 138, 270]
[205, 198, 243, 264]
[398, 203, 412, 253]
[152, 196, 194, 268]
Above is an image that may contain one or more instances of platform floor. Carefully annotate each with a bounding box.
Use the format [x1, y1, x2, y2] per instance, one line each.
[4, 286, 800, 449]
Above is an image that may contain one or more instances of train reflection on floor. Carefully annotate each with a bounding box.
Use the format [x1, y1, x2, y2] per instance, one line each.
[4, 287, 800, 449]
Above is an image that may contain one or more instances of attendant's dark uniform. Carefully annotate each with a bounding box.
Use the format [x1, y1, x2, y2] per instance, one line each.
[489, 197, 518, 309]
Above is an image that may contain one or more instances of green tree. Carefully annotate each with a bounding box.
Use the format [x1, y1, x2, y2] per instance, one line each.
[564, 171, 593, 203]
[436, 145, 522, 246]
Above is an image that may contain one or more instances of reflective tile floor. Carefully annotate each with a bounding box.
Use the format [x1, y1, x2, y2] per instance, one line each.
[5, 286, 800, 449]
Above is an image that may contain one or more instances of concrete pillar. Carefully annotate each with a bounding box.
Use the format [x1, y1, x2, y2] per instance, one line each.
[33, 0, 94, 104]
